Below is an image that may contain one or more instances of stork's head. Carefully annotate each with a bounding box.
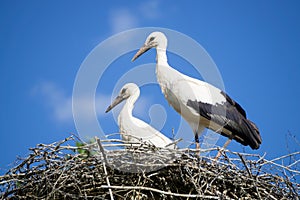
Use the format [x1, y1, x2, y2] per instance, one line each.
[132, 31, 167, 61]
[105, 83, 140, 113]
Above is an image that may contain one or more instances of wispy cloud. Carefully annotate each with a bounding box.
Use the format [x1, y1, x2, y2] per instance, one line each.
[32, 81, 154, 126]
[32, 81, 114, 123]
[108, 0, 172, 34]
[32, 81, 73, 123]
[138, 0, 161, 20]
[109, 8, 139, 34]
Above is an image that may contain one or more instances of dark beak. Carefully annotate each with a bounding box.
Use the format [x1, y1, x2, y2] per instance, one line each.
[105, 95, 125, 113]
[131, 44, 151, 62]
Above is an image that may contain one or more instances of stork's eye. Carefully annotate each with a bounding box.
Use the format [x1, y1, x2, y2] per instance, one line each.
[121, 88, 126, 94]
[149, 37, 155, 42]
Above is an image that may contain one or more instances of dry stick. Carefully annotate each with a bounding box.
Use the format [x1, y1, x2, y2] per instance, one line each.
[214, 138, 232, 160]
[238, 154, 263, 199]
[100, 185, 220, 199]
[261, 159, 300, 174]
[2, 136, 300, 199]
[95, 137, 114, 200]
[288, 159, 300, 168]
[238, 153, 253, 178]
[269, 151, 300, 163]
[165, 138, 183, 148]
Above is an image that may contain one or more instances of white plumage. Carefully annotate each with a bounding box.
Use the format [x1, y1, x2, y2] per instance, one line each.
[105, 83, 176, 149]
[132, 32, 262, 150]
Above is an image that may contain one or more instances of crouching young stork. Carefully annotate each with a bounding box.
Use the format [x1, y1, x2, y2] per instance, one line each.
[131, 32, 262, 155]
[105, 83, 176, 149]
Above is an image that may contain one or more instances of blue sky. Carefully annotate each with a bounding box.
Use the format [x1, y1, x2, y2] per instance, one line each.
[1, 1, 300, 174]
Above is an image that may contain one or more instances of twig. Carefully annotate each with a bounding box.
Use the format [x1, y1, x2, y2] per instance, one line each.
[101, 185, 220, 199]
[238, 153, 253, 178]
[1, 135, 299, 199]
[95, 137, 114, 200]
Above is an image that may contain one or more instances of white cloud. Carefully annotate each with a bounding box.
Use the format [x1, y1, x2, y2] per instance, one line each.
[138, 0, 161, 20]
[32, 81, 154, 126]
[109, 8, 138, 34]
[32, 81, 73, 123]
[32, 82, 116, 124]
[108, 1, 168, 34]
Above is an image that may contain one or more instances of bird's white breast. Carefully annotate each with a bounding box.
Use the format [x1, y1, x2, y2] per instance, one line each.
[156, 63, 227, 133]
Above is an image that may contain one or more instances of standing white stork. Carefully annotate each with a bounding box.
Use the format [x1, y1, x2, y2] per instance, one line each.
[105, 83, 176, 149]
[131, 31, 262, 152]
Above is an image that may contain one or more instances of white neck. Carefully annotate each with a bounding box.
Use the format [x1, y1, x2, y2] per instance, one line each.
[155, 46, 184, 97]
[120, 93, 138, 118]
[156, 48, 168, 65]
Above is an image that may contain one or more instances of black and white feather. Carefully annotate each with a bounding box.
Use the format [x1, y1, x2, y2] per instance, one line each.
[132, 31, 262, 149]
[187, 91, 261, 149]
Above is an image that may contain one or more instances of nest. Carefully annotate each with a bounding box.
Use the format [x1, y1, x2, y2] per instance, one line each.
[0, 135, 299, 199]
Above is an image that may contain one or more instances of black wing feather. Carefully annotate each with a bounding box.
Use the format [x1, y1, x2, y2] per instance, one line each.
[187, 91, 262, 149]
[220, 91, 247, 118]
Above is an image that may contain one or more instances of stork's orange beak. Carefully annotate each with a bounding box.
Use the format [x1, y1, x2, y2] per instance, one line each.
[131, 44, 151, 62]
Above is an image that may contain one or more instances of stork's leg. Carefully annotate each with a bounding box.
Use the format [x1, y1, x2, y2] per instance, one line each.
[195, 133, 200, 150]
[214, 138, 232, 160]
[194, 126, 205, 151]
